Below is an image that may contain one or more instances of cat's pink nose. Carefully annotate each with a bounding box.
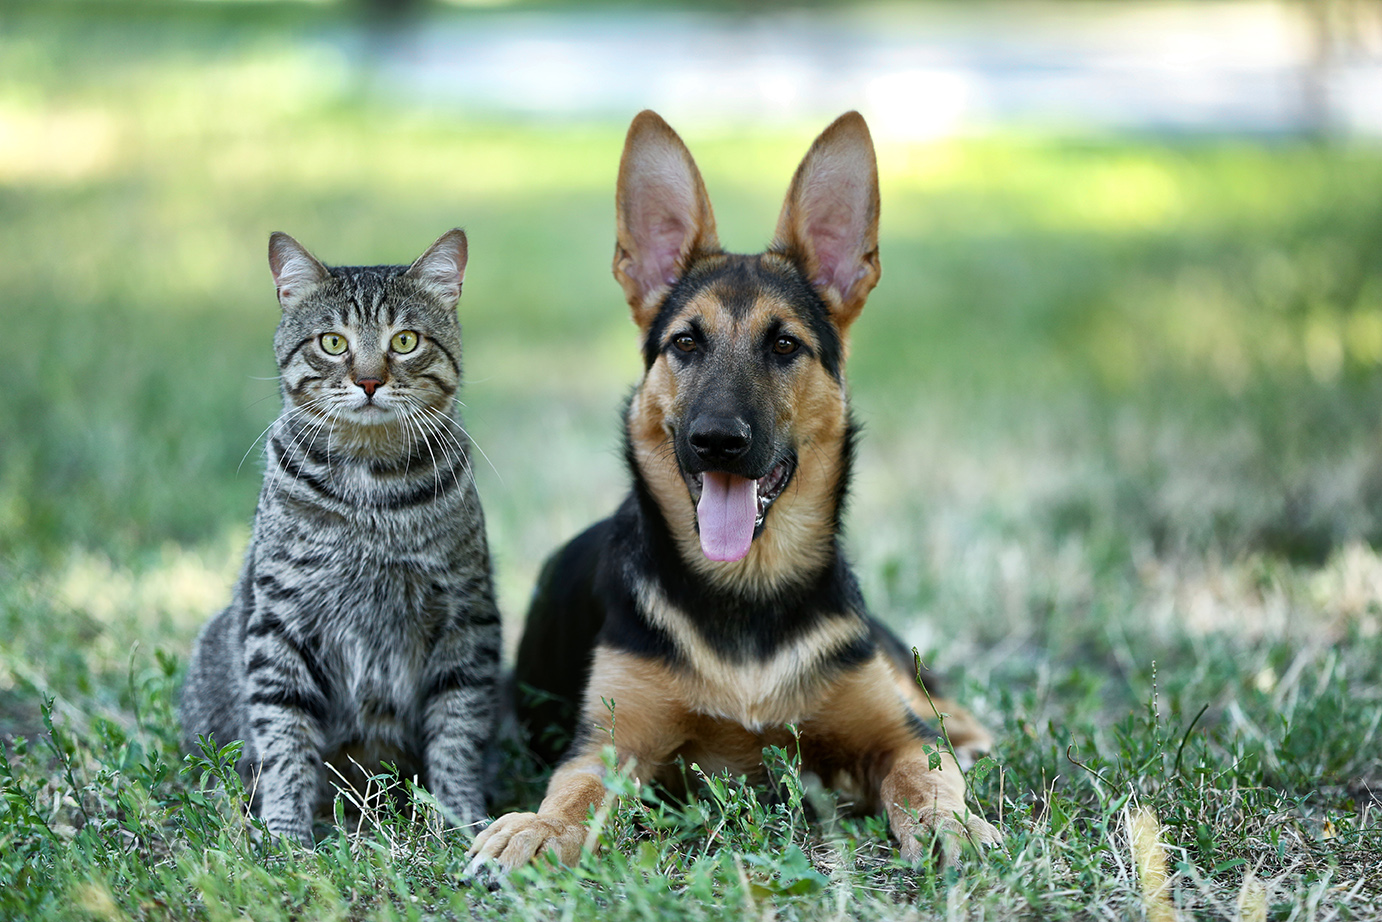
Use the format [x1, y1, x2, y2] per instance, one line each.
[357, 378, 382, 397]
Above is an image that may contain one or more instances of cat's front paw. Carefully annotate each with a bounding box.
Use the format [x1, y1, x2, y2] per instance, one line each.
[430, 786, 488, 832]
[256, 818, 315, 850]
[254, 797, 315, 849]
[463, 811, 586, 876]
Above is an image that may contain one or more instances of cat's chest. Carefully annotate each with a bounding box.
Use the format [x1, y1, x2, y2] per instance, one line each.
[291, 565, 445, 753]
[269, 457, 477, 554]
[309, 567, 441, 733]
[252, 488, 470, 727]
[310, 556, 446, 649]
[253, 538, 449, 673]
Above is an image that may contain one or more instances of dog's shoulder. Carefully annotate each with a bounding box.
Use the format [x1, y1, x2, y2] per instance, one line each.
[513, 514, 618, 763]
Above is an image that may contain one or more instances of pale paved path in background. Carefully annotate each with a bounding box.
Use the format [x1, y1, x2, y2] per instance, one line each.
[350, 0, 1382, 137]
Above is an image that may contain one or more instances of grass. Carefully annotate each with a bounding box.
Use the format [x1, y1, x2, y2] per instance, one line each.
[2, 1, 1380, 919]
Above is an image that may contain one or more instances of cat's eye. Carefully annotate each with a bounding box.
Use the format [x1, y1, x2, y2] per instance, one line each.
[673, 334, 697, 353]
[772, 336, 800, 356]
[320, 333, 348, 355]
[391, 330, 419, 354]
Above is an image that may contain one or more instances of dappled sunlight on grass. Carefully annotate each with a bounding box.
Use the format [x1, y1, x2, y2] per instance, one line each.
[880, 141, 1189, 233]
[48, 537, 243, 638]
[850, 394, 1382, 686]
[0, 103, 121, 184]
[1309, 542, 1382, 631]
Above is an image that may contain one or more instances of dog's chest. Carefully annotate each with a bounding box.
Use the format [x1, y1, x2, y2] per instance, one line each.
[675, 651, 828, 732]
[635, 582, 869, 731]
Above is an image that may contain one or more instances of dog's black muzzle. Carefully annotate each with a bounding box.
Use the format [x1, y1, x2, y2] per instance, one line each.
[686, 415, 753, 469]
[676, 409, 777, 481]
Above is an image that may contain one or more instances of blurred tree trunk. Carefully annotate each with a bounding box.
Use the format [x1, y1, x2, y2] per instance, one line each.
[1300, 0, 1382, 137]
[349, 0, 426, 100]
[361, 0, 422, 17]
[358, 0, 424, 31]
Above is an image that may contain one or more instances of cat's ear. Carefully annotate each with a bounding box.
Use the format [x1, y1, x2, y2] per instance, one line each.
[405, 229, 468, 310]
[268, 232, 330, 311]
[614, 110, 720, 331]
[771, 111, 881, 333]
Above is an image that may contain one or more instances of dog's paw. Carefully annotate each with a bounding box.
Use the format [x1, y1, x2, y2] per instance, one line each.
[897, 807, 1003, 867]
[463, 811, 586, 877]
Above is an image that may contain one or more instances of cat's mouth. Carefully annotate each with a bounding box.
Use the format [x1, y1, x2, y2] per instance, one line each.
[344, 393, 398, 422]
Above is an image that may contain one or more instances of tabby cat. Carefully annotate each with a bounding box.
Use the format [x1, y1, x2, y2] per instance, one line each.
[181, 229, 500, 845]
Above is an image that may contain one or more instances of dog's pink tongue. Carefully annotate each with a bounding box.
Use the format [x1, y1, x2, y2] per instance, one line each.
[697, 471, 757, 562]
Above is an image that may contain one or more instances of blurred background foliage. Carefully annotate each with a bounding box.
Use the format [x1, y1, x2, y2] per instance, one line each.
[2, 0, 1382, 730]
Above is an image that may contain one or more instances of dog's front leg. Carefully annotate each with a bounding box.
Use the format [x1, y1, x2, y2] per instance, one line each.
[880, 746, 1000, 866]
[468, 647, 686, 875]
[807, 653, 1001, 865]
[467, 747, 610, 872]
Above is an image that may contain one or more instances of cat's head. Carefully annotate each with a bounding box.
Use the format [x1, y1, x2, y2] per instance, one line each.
[267, 230, 468, 432]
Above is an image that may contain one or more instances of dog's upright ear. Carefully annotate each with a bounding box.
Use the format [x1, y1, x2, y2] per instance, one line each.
[614, 110, 721, 331]
[773, 111, 881, 333]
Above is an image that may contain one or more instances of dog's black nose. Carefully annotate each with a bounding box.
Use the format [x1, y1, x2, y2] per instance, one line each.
[688, 416, 752, 465]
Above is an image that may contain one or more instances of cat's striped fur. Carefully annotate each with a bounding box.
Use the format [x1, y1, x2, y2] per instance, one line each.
[181, 229, 500, 845]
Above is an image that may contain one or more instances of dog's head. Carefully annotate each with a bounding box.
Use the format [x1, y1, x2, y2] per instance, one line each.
[615, 111, 881, 581]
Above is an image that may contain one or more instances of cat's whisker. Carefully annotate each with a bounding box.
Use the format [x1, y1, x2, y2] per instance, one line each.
[268, 399, 337, 494]
[417, 404, 494, 486]
[310, 417, 335, 476]
[320, 403, 340, 471]
[405, 400, 464, 501]
[428, 418, 469, 499]
[411, 420, 448, 501]
[404, 416, 422, 480]
[240, 416, 289, 476]
[393, 402, 424, 466]
[245, 391, 283, 412]
[409, 403, 476, 499]
[400, 401, 418, 478]
[240, 396, 333, 475]
[401, 401, 446, 503]
[408, 399, 469, 463]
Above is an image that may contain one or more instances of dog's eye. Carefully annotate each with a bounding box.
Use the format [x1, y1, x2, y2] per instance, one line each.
[772, 336, 799, 356]
[673, 334, 697, 353]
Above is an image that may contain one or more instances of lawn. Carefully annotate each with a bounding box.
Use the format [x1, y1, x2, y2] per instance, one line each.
[0, 2, 1379, 919]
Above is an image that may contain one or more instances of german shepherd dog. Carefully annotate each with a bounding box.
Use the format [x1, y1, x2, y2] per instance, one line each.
[469, 111, 1000, 874]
